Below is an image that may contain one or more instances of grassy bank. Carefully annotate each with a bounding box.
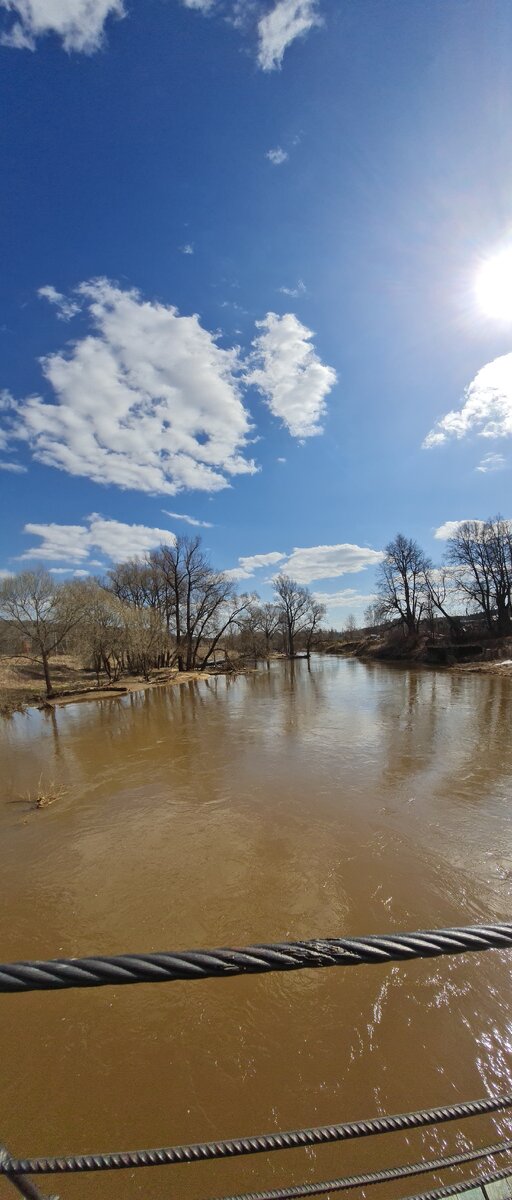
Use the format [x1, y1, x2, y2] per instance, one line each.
[0, 654, 220, 717]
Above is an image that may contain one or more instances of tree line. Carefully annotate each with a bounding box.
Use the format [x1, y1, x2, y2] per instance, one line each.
[0, 536, 326, 697]
[369, 517, 512, 639]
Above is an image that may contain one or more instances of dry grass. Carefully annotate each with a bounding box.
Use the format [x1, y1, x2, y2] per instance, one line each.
[16, 773, 68, 810]
[0, 653, 88, 715]
[0, 654, 213, 716]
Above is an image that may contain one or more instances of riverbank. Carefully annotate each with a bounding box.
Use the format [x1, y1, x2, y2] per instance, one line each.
[0, 654, 239, 717]
[322, 630, 512, 675]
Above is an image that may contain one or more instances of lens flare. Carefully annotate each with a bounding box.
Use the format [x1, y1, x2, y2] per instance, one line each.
[475, 248, 512, 320]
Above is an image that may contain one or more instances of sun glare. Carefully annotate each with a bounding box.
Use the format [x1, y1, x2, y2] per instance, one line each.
[475, 247, 512, 320]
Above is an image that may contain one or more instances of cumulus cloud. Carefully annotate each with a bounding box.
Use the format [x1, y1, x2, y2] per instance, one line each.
[240, 551, 285, 570]
[281, 543, 384, 584]
[223, 566, 254, 581]
[224, 549, 285, 580]
[266, 147, 288, 165]
[181, 0, 215, 9]
[476, 452, 506, 473]
[423, 353, 512, 449]
[0, 0, 125, 52]
[179, 243, 194, 255]
[0, 460, 26, 473]
[433, 520, 480, 541]
[50, 568, 90, 577]
[20, 514, 176, 565]
[0, 569, 13, 579]
[12, 278, 258, 495]
[257, 0, 322, 71]
[224, 543, 383, 585]
[38, 285, 81, 321]
[247, 312, 337, 438]
[162, 509, 213, 528]
[313, 588, 377, 608]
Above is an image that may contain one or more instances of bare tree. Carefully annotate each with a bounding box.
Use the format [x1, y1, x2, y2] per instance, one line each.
[423, 566, 465, 639]
[74, 583, 128, 683]
[344, 613, 357, 633]
[446, 517, 512, 635]
[153, 537, 250, 670]
[273, 575, 324, 657]
[304, 598, 326, 657]
[363, 601, 381, 629]
[236, 605, 265, 665]
[252, 602, 281, 657]
[376, 534, 429, 634]
[107, 556, 174, 659]
[0, 570, 86, 697]
[123, 605, 167, 681]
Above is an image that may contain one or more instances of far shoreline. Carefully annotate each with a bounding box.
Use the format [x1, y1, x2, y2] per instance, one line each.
[3, 647, 512, 719]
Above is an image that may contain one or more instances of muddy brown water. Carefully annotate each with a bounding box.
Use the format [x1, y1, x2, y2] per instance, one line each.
[1, 657, 511, 1200]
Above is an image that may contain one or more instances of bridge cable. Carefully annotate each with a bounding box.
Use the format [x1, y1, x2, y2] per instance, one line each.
[2, 1092, 512, 1176]
[196, 1139, 512, 1200]
[0, 1149, 58, 1200]
[0, 922, 511, 995]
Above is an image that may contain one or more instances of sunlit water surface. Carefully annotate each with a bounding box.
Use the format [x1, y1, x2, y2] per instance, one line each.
[1, 657, 511, 1200]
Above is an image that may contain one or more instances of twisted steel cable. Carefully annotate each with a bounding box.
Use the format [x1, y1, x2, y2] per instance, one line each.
[0, 923, 511, 995]
[198, 1139, 512, 1200]
[3, 1092, 512, 1176]
[403, 1162, 512, 1200]
[0, 1149, 57, 1200]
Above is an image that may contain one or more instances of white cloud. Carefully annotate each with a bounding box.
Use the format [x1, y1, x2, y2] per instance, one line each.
[224, 549, 285, 580]
[247, 312, 337, 438]
[50, 567, 90, 577]
[224, 543, 383, 586]
[0, 460, 27, 473]
[240, 551, 285, 569]
[433, 520, 480, 541]
[223, 566, 255, 580]
[257, 0, 322, 71]
[313, 588, 377, 608]
[266, 147, 288, 165]
[0, 390, 16, 451]
[38, 285, 80, 321]
[281, 543, 384, 584]
[0, 569, 13, 579]
[277, 456, 286, 463]
[181, 0, 215, 9]
[179, 243, 194, 255]
[423, 353, 512, 449]
[278, 280, 306, 297]
[0, 0, 125, 52]
[12, 278, 258, 495]
[20, 514, 176, 564]
[476, 452, 506, 473]
[162, 509, 213, 528]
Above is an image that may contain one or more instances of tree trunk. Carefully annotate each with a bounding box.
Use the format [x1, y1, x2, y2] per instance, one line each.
[496, 601, 512, 636]
[41, 647, 54, 698]
[288, 620, 295, 657]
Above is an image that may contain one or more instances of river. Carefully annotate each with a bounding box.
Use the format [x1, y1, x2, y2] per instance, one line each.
[1, 657, 511, 1200]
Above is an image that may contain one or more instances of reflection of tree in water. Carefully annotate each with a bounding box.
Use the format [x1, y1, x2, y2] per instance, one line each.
[370, 665, 512, 808]
[43, 704, 62, 762]
[234, 656, 328, 742]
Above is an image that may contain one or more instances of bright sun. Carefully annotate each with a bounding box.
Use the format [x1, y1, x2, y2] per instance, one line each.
[475, 247, 512, 319]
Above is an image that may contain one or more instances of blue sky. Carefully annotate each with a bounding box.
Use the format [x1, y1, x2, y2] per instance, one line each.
[2, 0, 512, 623]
